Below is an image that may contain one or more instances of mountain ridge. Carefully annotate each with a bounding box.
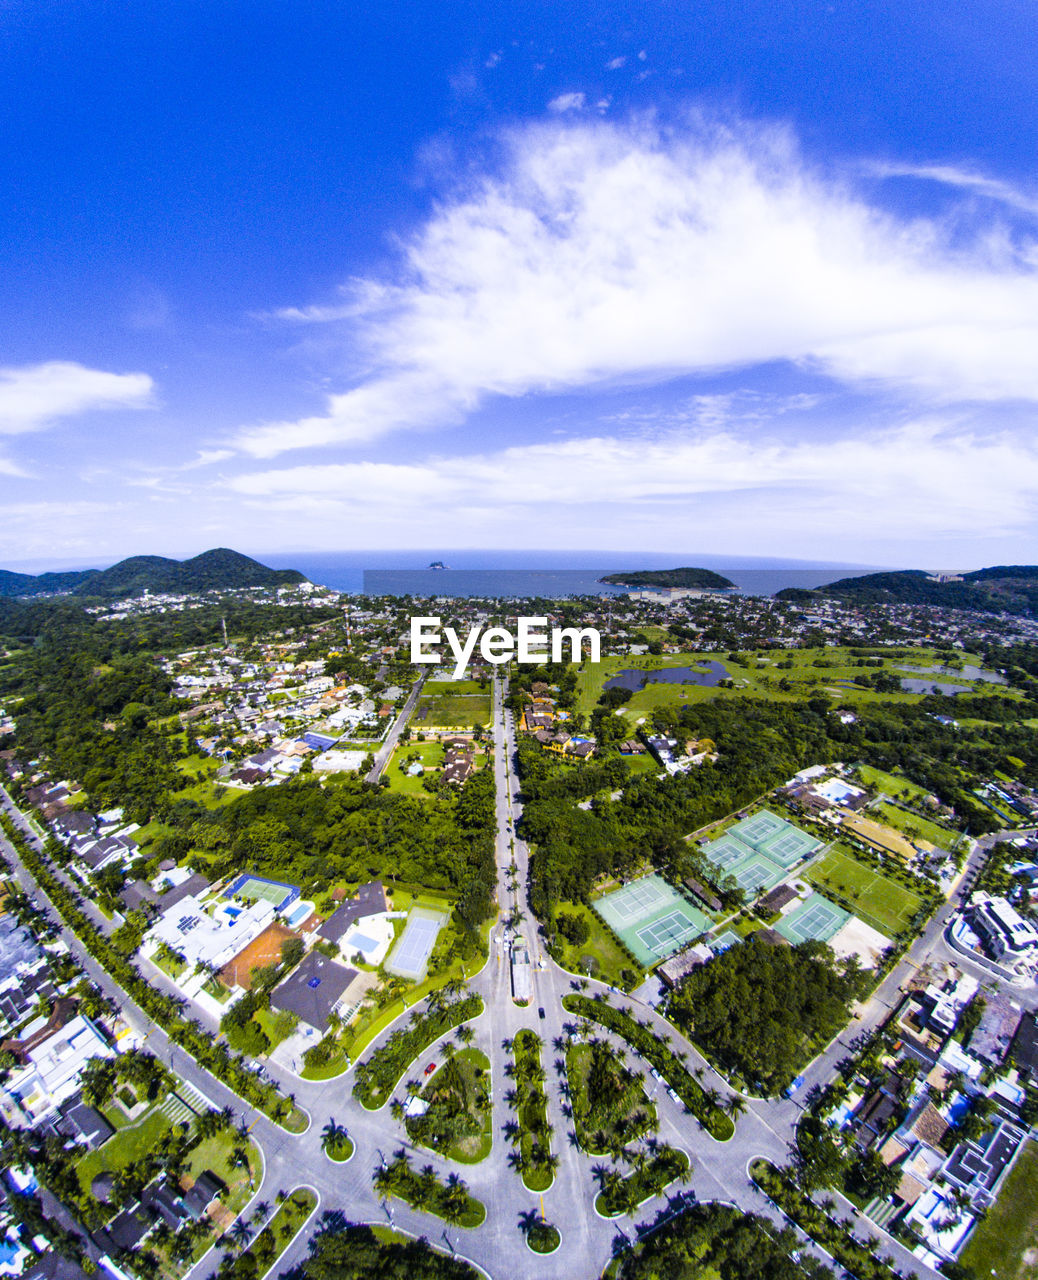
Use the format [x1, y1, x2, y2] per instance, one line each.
[0, 548, 306, 600]
[776, 565, 1038, 618]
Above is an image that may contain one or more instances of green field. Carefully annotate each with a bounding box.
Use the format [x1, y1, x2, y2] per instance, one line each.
[961, 1141, 1038, 1280]
[803, 844, 924, 937]
[574, 646, 1025, 720]
[869, 800, 958, 851]
[414, 694, 491, 726]
[855, 764, 933, 803]
[550, 898, 643, 986]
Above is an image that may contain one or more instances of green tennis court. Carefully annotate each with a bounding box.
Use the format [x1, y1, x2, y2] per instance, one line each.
[775, 892, 850, 944]
[701, 833, 787, 896]
[593, 874, 710, 967]
[728, 808, 821, 867]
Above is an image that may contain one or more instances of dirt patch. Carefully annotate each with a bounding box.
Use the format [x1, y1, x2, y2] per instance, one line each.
[219, 922, 295, 989]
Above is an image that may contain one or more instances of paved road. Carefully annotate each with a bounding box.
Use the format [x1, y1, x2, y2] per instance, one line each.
[1, 692, 963, 1280]
[365, 672, 428, 783]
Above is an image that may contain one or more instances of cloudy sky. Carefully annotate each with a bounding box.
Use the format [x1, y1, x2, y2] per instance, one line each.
[3, 0, 1038, 570]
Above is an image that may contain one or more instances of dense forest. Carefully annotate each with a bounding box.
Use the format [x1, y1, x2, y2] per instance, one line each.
[668, 935, 870, 1094]
[599, 567, 735, 589]
[302, 1224, 480, 1279]
[617, 1201, 833, 1280]
[779, 565, 1038, 619]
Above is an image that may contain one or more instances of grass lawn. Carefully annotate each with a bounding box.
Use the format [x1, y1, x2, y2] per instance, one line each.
[384, 741, 444, 796]
[254, 1006, 298, 1049]
[803, 844, 924, 938]
[152, 948, 187, 980]
[202, 975, 233, 1004]
[183, 1131, 261, 1218]
[77, 1106, 173, 1194]
[406, 1047, 492, 1163]
[855, 764, 933, 803]
[413, 694, 491, 727]
[961, 1140, 1038, 1280]
[869, 801, 958, 850]
[551, 899, 642, 987]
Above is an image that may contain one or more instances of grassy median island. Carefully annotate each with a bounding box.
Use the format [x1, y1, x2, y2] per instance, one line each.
[215, 1188, 317, 1280]
[404, 1046, 492, 1163]
[594, 1144, 690, 1217]
[509, 1029, 557, 1191]
[353, 992, 483, 1109]
[567, 1036, 657, 1154]
[523, 1216, 561, 1254]
[373, 1154, 485, 1228]
[562, 994, 734, 1140]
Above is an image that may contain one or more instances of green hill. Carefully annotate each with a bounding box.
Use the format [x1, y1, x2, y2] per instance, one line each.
[776, 565, 1038, 618]
[0, 567, 99, 599]
[599, 567, 735, 589]
[0, 549, 306, 601]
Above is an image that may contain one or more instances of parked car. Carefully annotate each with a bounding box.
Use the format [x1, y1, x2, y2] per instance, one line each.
[424, 1062, 437, 1076]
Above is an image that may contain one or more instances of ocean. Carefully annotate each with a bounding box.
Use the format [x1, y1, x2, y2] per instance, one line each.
[258, 550, 884, 599]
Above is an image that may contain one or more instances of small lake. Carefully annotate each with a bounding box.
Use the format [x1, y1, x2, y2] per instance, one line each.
[897, 663, 1006, 685]
[604, 661, 729, 692]
[900, 678, 973, 696]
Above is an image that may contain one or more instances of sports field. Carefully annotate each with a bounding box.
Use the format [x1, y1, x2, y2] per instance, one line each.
[803, 844, 924, 937]
[219, 922, 296, 989]
[593, 874, 710, 967]
[775, 892, 850, 944]
[727, 808, 822, 866]
[224, 873, 298, 910]
[700, 832, 787, 896]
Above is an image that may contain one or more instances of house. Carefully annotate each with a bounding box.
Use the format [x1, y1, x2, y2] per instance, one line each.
[658, 944, 713, 988]
[941, 1117, 1027, 1208]
[145, 892, 275, 974]
[269, 952, 360, 1032]
[968, 991, 1022, 1065]
[45, 1092, 114, 1151]
[1, 1014, 114, 1127]
[181, 1170, 224, 1220]
[683, 878, 722, 913]
[1010, 1013, 1038, 1078]
[760, 883, 800, 914]
[317, 880, 387, 948]
[968, 896, 1038, 967]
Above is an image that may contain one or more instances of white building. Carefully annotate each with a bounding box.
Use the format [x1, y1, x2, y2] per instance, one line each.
[1, 1014, 114, 1127]
[969, 895, 1038, 968]
[144, 893, 276, 974]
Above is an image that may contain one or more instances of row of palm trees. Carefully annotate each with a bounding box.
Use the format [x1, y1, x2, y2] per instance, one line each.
[372, 1151, 475, 1229]
[503, 1030, 560, 1186]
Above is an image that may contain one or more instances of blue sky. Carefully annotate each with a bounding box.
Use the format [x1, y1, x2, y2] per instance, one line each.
[3, 0, 1038, 570]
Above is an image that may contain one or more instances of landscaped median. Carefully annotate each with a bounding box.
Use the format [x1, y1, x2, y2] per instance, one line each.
[0, 816, 307, 1133]
[373, 1153, 485, 1228]
[403, 1046, 492, 1163]
[353, 993, 483, 1109]
[594, 1144, 690, 1218]
[215, 1188, 318, 1280]
[562, 994, 734, 1140]
[750, 1159, 898, 1280]
[509, 1029, 556, 1192]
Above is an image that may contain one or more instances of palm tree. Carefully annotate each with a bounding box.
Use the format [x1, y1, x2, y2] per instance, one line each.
[725, 1094, 747, 1120]
[455, 1023, 474, 1046]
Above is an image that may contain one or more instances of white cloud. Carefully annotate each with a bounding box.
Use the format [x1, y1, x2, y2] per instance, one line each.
[606, 56, 626, 70]
[869, 161, 1038, 218]
[547, 92, 586, 113]
[229, 417, 1038, 544]
[0, 361, 154, 435]
[233, 116, 1038, 459]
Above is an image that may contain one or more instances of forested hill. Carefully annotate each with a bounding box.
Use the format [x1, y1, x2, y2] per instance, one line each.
[0, 567, 98, 598]
[599, 566, 735, 589]
[0, 548, 306, 600]
[777, 566, 1038, 618]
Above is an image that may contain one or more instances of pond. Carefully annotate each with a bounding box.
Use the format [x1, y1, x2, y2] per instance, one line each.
[900, 678, 973, 696]
[604, 660, 729, 692]
[897, 663, 1007, 685]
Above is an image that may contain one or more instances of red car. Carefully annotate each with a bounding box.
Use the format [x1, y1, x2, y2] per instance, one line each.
[424, 1062, 437, 1076]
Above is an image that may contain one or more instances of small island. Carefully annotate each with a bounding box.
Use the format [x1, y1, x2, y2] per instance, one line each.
[599, 566, 735, 589]
[427, 560, 449, 570]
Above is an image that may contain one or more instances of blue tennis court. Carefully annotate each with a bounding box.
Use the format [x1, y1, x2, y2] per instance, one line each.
[593, 874, 711, 967]
[775, 892, 850, 944]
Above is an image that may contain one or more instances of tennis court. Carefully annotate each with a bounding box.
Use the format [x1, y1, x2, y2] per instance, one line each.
[728, 809, 822, 868]
[385, 905, 448, 981]
[593, 874, 710, 967]
[729, 809, 789, 846]
[775, 892, 850, 944]
[701, 833, 787, 896]
[224, 874, 299, 911]
[710, 930, 741, 953]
